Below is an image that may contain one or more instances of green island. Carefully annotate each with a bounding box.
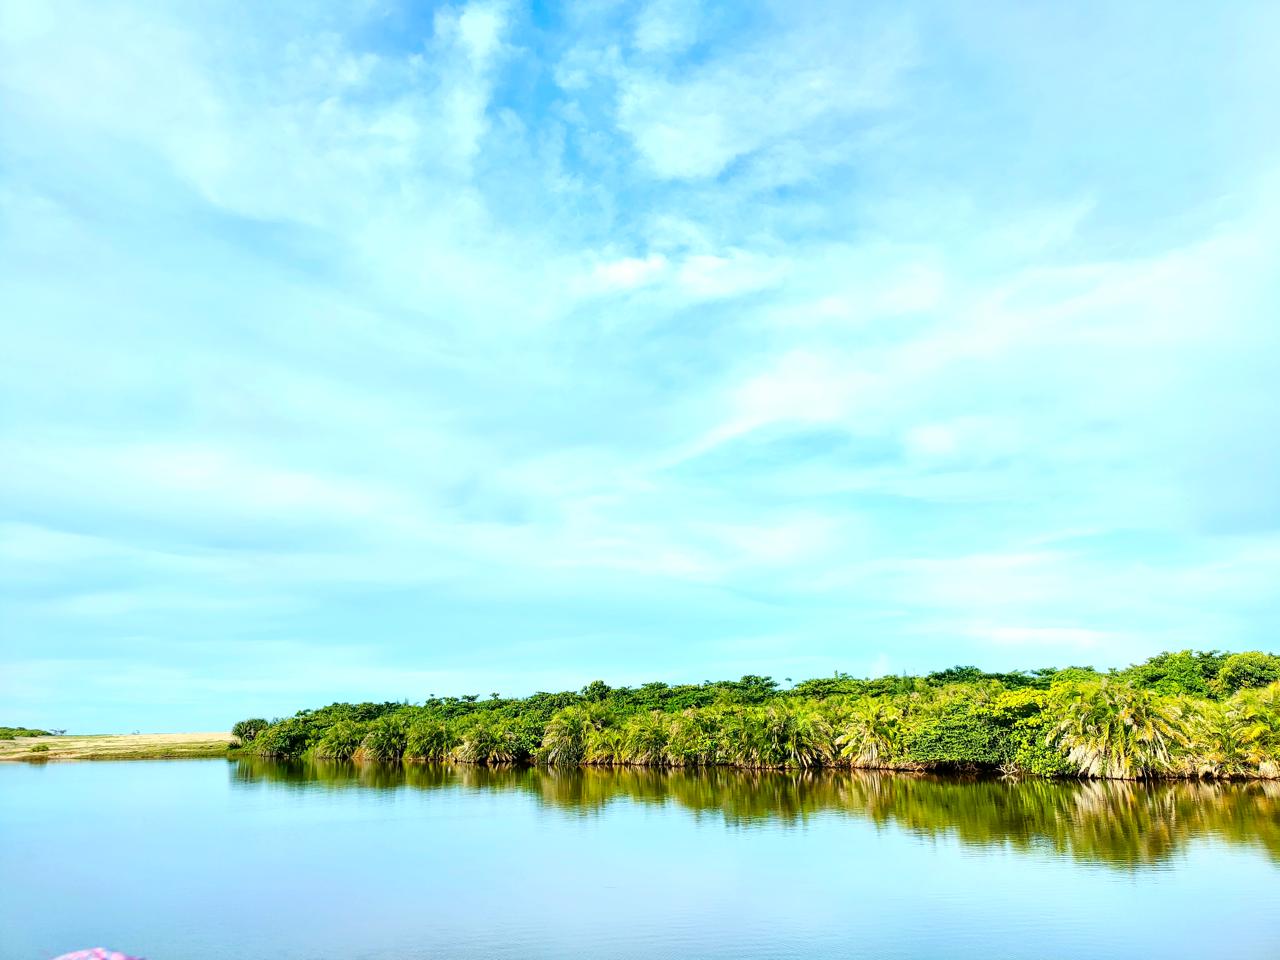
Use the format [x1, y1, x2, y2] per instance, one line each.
[232, 649, 1280, 780]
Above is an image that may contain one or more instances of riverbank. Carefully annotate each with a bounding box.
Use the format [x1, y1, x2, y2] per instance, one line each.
[236, 652, 1280, 780]
[0, 732, 233, 761]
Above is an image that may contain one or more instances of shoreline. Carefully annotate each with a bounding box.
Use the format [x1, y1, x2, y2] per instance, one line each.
[251, 755, 1280, 782]
[6, 744, 1277, 781]
[0, 732, 233, 762]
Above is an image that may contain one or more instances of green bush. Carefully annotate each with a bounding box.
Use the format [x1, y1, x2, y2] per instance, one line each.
[455, 718, 525, 764]
[905, 704, 1008, 769]
[1215, 652, 1280, 693]
[0, 727, 51, 739]
[1119, 650, 1225, 697]
[405, 719, 457, 761]
[251, 718, 313, 757]
[314, 721, 367, 760]
[358, 718, 407, 762]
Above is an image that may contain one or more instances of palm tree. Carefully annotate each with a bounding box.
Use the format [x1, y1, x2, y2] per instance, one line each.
[1229, 681, 1280, 778]
[718, 709, 759, 767]
[585, 725, 626, 766]
[453, 719, 522, 765]
[836, 698, 908, 769]
[542, 706, 600, 766]
[666, 708, 721, 767]
[1048, 680, 1188, 779]
[358, 717, 407, 762]
[405, 718, 457, 761]
[1183, 699, 1247, 779]
[724, 705, 833, 768]
[314, 720, 365, 760]
[765, 704, 834, 768]
[623, 711, 670, 766]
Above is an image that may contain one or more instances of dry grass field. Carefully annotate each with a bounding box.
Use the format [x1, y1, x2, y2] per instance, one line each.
[0, 731, 234, 761]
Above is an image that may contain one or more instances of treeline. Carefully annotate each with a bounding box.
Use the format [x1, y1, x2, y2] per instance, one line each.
[0, 727, 50, 739]
[233, 650, 1280, 780]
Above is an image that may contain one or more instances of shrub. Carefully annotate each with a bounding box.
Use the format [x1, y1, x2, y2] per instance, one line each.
[584, 725, 626, 765]
[314, 721, 367, 760]
[1120, 650, 1226, 697]
[906, 703, 1009, 769]
[1215, 652, 1280, 694]
[623, 711, 671, 765]
[982, 690, 1073, 777]
[455, 719, 524, 764]
[251, 718, 313, 757]
[358, 718, 407, 762]
[405, 719, 457, 761]
[666, 709, 721, 766]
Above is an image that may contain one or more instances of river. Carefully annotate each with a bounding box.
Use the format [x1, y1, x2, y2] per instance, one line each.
[2, 759, 1277, 959]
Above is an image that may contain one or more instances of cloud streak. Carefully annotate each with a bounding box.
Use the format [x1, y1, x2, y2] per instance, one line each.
[2, 0, 1278, 730]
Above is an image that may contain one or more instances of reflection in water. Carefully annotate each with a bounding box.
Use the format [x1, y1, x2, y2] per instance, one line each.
[233, 759, 1279, 867]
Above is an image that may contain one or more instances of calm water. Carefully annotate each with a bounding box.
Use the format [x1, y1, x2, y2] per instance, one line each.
[2, 761, 1278, 960]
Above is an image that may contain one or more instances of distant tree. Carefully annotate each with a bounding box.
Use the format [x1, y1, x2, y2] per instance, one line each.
[927, 666, 985, 686]
[1215, 652, 1280, 693]
[1121, 650, 1226, 697]
[231, 718, 268, 745]
[732, 675, 779, 703]
[581, 680, 611, 702]
[1050, 666, 1100, 684]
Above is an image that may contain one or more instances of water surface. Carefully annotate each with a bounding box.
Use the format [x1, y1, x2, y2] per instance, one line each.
[2, 760, 1277, 959]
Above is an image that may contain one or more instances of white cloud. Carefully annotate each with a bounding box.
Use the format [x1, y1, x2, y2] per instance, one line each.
[968, 626, 1111, 649]
[675, 250, 789, 298]
[3, 0, 1280, 729]
[591, 253, 669, 289]
[632, 0, 701, 55]
[614, 12, 914, 179]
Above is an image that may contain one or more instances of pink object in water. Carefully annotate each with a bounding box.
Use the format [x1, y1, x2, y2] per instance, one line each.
[51, 951, 143, 960]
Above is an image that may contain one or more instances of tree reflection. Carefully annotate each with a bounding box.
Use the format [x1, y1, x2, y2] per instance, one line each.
[232, 758, 1279, 866]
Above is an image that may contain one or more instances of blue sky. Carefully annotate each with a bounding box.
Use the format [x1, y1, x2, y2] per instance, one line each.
[2, 1, 1279, 732]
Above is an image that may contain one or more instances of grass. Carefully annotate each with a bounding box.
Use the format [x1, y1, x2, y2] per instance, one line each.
[0, 731, 234, 762]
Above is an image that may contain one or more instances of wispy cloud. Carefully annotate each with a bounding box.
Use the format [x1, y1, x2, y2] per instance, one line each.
[2, 0, 1278, 729]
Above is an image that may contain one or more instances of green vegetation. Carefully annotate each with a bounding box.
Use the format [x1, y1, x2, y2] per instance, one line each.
[231, 718, 268, 745]
[0, 726, 51, 739]
[236, 650, 1280, 780]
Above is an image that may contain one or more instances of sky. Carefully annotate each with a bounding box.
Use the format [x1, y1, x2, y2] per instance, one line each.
[2, 0, 1279, 732]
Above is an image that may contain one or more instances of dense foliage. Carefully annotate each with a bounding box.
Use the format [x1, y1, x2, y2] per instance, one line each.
[236, 650, 1280, 780]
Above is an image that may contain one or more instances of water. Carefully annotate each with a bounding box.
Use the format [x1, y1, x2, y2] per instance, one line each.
[2, 761, 1278, 960]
